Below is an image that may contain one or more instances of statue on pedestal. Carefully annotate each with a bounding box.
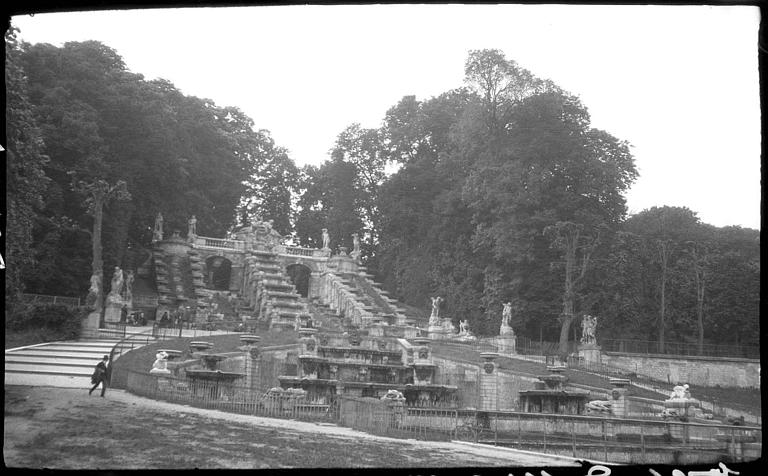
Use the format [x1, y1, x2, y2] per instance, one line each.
[152, 212, 164, 242]
[459, 319, 469, 335]
[321, 228, 330, 250]
[188, 215, 197, 237]
[580, 314, 597, 345]
[429, 296, 443, 326]
[86, 272, 103, 309]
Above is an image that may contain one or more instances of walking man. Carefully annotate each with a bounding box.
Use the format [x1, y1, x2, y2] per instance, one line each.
[89, 355, 110, 397]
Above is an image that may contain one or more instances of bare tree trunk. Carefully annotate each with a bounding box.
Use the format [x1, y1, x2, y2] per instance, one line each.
[92, 194, 105, 311]
[657, 240, 671, 354]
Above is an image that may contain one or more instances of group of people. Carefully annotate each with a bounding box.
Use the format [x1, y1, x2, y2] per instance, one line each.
[158, 308, 185, 328]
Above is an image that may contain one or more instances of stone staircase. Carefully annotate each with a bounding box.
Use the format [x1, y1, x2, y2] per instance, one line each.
[245, 250, 311, 330]
[5, 338, 121, 388]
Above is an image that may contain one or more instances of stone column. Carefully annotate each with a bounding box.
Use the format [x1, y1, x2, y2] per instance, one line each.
[479, 352, 499, 411]
[238, 335, 261, 390]
[609, 378, 631, 418]
[309, 271, 322, 299]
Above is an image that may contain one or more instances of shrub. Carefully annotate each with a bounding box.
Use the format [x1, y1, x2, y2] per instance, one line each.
[6, 302, 83, 340]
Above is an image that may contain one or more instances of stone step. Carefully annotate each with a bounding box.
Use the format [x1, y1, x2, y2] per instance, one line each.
[22, 344, 115, 354]
[5, 363, 94, 376]
[7, 350, 113, 359]
[5, 373, 94, 388]
[5, 356, 98, 368]
[31, 341, 119, 349]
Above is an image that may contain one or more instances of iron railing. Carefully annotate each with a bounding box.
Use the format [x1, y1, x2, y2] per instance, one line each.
[21, 293, 81, 308]
[122, 367, 761, 464]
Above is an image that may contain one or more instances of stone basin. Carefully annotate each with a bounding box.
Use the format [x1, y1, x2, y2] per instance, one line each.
[201, 354, 229, 370]
[539, 374, 568, 389]
[239, 335, 261, 345]
[185, 369, 245, 381]
[189, 341, 213, 352]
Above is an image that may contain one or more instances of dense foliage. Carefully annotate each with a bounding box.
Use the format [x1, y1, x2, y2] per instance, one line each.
[5, 31, 297, 304]
[294, 49, 759, 351]
[6, 33, 758, 352]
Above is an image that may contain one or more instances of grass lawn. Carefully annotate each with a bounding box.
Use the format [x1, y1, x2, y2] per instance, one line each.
[5, 386, 574, 469]
[431, 341, 762, 411]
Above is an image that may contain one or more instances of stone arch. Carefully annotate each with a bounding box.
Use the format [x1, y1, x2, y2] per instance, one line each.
[205, 255, 232, 291]
[286, 263, 312, 298]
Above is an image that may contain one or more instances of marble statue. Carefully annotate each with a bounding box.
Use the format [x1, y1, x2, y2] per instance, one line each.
[151, 351, 169, 373]
[351, 233, 361, 260]
[86, 272, 102, 308]
[459, 319, 470, 335]
[108, 267, 124, 301]
[381, 389, 406, 402]
[321, 228, 330, 249]
[188, 215, 197, 236]
[429, 296, 443, 326]
[586, 400, 612, 414]
[580, 315, 597, 345]
[501, 302, 512, 327]
[123, 270, 134, 305]
[669, 384, 690, 400]
[153, 212, 164, 242]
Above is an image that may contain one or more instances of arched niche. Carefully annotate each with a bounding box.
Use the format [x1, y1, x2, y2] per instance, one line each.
[205, 256, 233, 291]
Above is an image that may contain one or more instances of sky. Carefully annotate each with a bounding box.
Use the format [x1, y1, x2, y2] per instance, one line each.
[10, 4, 762, 229]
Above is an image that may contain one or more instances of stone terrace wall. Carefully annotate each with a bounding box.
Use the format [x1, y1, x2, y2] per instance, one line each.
[602, 352, 760, 388]
[432, 355, 539, 410]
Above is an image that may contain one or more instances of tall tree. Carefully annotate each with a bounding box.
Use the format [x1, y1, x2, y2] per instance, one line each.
[4, 27, 50, 303]
[544, 222, 602, 355]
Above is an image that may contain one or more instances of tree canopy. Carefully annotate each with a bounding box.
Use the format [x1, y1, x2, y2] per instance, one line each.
[6, 37, 758, 352]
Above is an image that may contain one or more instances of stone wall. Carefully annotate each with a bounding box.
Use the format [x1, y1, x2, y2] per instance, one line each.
[602, 352, 760, 388]
[432, 355, 539, 410]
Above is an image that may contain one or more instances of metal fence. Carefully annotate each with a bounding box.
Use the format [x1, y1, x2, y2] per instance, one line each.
[21, 293, 81, 308]
[600, 339, 759, 360]
[122, 366, 760, 464]
[125, 369, 338, 422]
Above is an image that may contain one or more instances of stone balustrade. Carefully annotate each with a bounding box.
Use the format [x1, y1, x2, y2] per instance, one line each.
[193, 236, 246, 251]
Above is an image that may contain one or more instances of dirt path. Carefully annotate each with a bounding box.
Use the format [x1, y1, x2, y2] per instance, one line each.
[5, 385, 581, 469]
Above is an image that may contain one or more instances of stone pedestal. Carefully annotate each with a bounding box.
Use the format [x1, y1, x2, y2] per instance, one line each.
[609, 378, 631, 417]
[104, 300, 124, 324]
[479, 352, 499, 411]
[497, 330, 516, 354]
[578, 343, 602, 365]
[82, 310, 101, 330]
[150, 368, 171, 376]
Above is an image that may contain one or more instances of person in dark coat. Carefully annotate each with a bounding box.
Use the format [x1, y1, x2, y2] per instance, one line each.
[89, 355, 110, 397]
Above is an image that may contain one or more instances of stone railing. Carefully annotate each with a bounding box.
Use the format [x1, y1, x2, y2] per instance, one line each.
[282, 245, 316, 257]
[194, 236, 246, 251]
[320, 273, 375, 325]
